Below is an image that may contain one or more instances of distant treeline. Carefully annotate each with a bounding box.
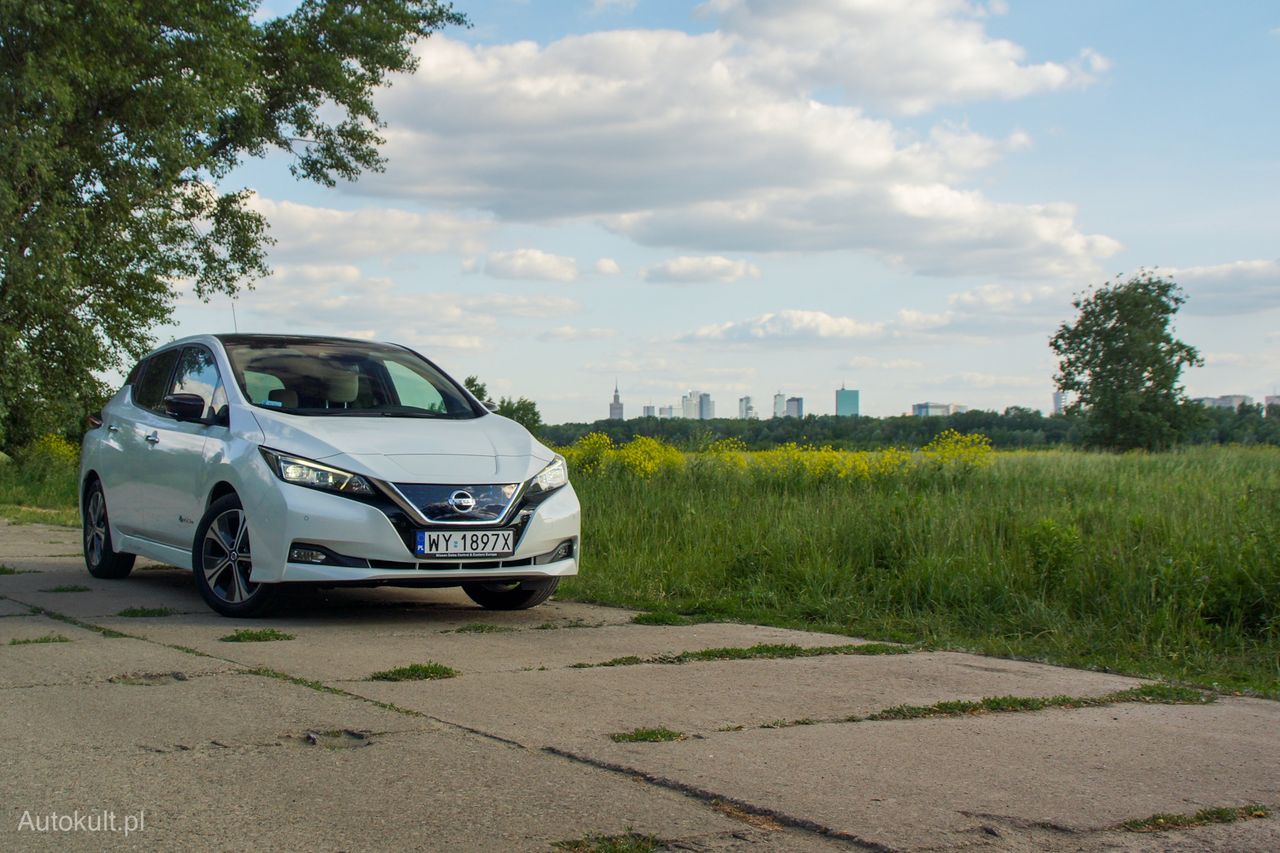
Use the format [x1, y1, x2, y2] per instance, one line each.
[540, 403, 1280, 450]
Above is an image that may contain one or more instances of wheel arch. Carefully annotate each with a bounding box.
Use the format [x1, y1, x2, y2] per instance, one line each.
[81, 470, 102, 508]
[206, 481, 239, 510]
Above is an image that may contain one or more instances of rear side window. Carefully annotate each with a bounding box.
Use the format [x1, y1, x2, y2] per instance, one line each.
[131, 348, 181, 412]
[171, 346, 228, 419]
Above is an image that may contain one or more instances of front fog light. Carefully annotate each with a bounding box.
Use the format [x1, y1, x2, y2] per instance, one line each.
[551, 540, 574, 561]
[289, 547, 329, 564]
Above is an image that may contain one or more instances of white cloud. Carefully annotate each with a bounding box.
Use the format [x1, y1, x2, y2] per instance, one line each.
[538, 325, 618, 342]
[485, 249, 580, 282]
[362, 31, 1119, 280]
[847, 356, 923, 370]
[643, 255, 762, 283]
[701, 0, 1108, 114]
[592, 258, 622, 275]
[1203, 352, 1247, 367]
[944, 371, 1044, 389]
[690, 309, 885, 343]
[1169, 259, 1280, 316]
[221, 264, 578, 350]
[247, 196, 490, 261]
[895, 308, 952, 331]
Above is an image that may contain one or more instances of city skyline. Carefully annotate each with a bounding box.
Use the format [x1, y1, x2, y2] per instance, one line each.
[156, 2, 1280, 422]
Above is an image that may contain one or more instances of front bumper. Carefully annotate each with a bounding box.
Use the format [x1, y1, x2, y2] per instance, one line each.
[242, 476, 581, 585]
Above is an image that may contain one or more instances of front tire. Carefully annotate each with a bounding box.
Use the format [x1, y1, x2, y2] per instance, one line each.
[192, 494, 280, 618]
[462, 578, 559, 610]
[83, 480, 135, 579]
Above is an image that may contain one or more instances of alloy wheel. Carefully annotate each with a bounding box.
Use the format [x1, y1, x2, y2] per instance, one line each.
[84, 490, 107, 567]
[201, 509, 257, 603]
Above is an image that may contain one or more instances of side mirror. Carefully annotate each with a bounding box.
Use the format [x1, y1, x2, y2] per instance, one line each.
[164, 393, 208, 422]
[483, 400, 499, 413]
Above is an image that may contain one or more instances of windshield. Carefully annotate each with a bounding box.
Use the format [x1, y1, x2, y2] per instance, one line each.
[220, 337, 480, 419]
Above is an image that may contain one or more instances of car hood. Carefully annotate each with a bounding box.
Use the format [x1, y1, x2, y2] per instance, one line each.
[250, 408, 555, 484]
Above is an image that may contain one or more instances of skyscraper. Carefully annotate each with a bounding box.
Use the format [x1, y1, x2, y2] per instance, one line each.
[642, 405, 656, 418]
[1052, 391, 1066, 415]
[698, 392, 714, 420]
[835, 385, 859, 417]
[609, 383, 624, 420]
[785, 396, 803, 418]
[681, 391, 699, 420]
[738, 396, 756, 419]
[773, 392, 786, 418]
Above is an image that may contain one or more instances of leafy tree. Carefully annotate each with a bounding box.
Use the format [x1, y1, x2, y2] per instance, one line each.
[463, 375, 489, 403]
[497, 396, 544, 435]
[462, 375, 542, 434]
[0, 0, 466, 449]
[1050, 270, 1203, 451]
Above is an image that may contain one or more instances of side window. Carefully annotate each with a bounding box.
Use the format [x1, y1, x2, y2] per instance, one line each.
[131, 348, 181, 412]
[171, 346, 227, 419]
[384, 360, 447, 412]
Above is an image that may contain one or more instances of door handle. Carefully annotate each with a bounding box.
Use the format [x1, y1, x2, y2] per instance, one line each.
[145, 431, 160, 444]
[107, 425, 120, 433]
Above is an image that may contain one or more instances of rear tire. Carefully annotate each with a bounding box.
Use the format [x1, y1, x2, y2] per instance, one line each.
[462, 578, 559, 610]
[192, 494, 280, 618]
[83, 480, 135, 579]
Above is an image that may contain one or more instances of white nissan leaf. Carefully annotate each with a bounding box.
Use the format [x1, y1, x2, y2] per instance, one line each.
[78, 334, 580, 617]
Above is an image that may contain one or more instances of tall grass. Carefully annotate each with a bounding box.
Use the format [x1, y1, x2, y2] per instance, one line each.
[0, 435, 80, 526]
[559, 436, 1280, 695]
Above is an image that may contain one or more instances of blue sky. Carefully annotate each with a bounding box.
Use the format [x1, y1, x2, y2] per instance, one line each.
[168, 1, 1280, 422]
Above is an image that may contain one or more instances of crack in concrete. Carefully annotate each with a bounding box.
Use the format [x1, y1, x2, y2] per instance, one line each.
[542, 745, 901, 853]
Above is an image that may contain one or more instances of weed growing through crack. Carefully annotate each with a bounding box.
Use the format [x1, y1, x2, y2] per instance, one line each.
[368, 662, 459, 681]
[40, 585, 90, 593]
[552, 832, 664, 853]
[609, 727, 685, 743]
[577, 642, 908, 669]
[452, 623, 515, 634]
[0, 565, 37, 575]
[219, 628, 295, 643]
[116, 607, 176, 618]
[864, 684, 1211, 722]
[1121, 804, 1270, 832]
[9, 634, 70, 645]
[630, 611, 692, 626]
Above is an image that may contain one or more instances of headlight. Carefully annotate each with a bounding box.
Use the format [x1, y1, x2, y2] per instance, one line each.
[259, 448, 375, 496]
[531, 455, 568, 494]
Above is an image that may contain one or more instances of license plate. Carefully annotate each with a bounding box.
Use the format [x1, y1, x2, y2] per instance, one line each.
[415, 529, 515, 558]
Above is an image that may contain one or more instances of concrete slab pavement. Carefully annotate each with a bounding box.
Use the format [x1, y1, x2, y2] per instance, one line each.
[2, 519, 1277, 851]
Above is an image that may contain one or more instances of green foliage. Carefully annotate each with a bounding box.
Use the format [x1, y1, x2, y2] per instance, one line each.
[219, 628, 295, 642]
[553, 832, 664, 853]
[0, 433, 81, 525]
[1121, 804, 1270, 832]
[496, 395, 544, 435]
[8, 634, 70, 645]
[462, 374, 544, 434]
[1051, 270, 1204, 450]
[0, 0, 467, 449]
[608, 727, 685, 743]
[462, 375, 489, 403]
[368, 661, 458, 681]
[541, 405, 1280, 452]
[559, 446, 1280, 696]
[115, 607, 176, 618]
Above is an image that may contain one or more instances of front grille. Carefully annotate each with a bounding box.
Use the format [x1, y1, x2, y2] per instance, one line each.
[392, 483, 520, 523]
[367, 555, 539, 571]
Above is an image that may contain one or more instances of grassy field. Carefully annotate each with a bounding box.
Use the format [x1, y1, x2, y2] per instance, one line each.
[557, 435, 1280, 696]
[3, 432, 1276, 695]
